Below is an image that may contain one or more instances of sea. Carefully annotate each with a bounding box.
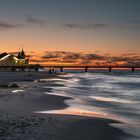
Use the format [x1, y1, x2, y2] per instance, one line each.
[39, 69, 140, 140]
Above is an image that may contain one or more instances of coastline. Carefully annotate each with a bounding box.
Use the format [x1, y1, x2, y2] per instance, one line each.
[0, 71, 131, 140]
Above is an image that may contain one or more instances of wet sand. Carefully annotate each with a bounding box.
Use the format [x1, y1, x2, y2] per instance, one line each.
[0, 71, 132, 140]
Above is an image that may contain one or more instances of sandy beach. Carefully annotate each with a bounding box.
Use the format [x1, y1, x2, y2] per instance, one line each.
[0, 71, 132, 140]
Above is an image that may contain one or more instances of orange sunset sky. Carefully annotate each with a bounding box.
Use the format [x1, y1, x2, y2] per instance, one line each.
[0, 0, 140, 65]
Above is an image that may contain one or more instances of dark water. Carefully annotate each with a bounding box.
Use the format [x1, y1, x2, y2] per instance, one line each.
[41, 69, 140, 140]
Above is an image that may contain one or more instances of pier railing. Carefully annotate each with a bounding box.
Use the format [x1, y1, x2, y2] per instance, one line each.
[0, 64, 140, 72]
[41, 65, 140, 72]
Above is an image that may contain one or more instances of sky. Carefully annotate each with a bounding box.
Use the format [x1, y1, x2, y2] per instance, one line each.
[0, 0, 140, 65]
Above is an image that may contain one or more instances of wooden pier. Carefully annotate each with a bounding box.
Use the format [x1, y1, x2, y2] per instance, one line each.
[0, 64, 40, 72]
[41, 65, 140, 72]
[0, 64, 140, 72]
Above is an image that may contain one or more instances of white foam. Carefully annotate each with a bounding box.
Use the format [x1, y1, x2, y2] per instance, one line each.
[12, 89, 25, 93]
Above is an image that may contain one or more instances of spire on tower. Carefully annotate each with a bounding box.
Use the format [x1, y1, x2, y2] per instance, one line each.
[17, 45, 25, 59]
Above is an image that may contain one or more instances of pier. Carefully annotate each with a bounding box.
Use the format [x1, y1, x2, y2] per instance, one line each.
[41, 65, 140, 72]
[0, 64, 40, 72]
[0, 65, 139, 72]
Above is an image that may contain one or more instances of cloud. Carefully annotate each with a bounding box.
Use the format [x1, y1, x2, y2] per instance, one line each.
[120, 53, 138, 56]
[64, 24, 81, 28]
[41, 51, 107, 64]
[85, 54, 105, 60]
[8, 51, 138, 66]
[41, 51, 83, 63]
[64, 23, 107, 29]
[94, 51, 101, 54]
[0, 22, 21, 30]
[117, 25, 139, 30]
[110, 56, 130, 62]
[25, 15, 47, 27]
[92, 24, 108, 28]
[42, 52, 61, 59]
[130, 20, 140, 25]
[64, 22, 140, 30]
[63, 53, 82, 60]
[118, 19, 140, 29]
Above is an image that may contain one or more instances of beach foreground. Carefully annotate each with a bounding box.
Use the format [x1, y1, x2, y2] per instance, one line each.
[0, 72, 131, 140]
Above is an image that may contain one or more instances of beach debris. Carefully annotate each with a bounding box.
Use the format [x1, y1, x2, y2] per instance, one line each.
[0, 83, 9, 88]
[9, 83, 19, 88]
[0, 83, 19, 88]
